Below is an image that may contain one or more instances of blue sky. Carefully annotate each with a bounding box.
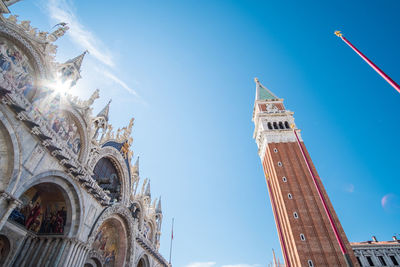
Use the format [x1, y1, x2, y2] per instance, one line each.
[15, 0, 400, 266]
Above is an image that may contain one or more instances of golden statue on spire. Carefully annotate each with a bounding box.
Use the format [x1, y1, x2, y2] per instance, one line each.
[334, 30, 343, 37]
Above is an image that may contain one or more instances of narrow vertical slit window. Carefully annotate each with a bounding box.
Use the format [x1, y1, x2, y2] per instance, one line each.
[293, 212, 298, 219]
[300, 233, 305, 241]
[282, 177, 287, 182]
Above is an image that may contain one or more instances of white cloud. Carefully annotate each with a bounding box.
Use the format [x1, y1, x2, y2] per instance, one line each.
[222, 264, 261, 267]
[185, 263, 260, 267]
[186, 262, 216, 267]
[46, 0, 141, 98]
[47, 0, 114, 67]
[98, 68, 138, 96]
[344, 183, 354, 193]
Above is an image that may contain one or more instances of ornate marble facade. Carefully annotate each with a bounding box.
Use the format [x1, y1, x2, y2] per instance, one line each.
[0, 2, 169, 266]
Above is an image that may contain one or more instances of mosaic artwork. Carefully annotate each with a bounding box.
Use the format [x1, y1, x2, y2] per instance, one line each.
[93, 219, 127, 267]
[49, 110, 81, 155]
[9, 184, 67, 234]
[28, 91, 82, 155]
[0, 37, 35, 99]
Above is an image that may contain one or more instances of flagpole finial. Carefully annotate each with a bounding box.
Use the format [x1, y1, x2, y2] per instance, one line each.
[334, 30, 343, 37]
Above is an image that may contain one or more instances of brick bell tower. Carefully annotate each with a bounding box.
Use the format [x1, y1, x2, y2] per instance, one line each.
[252, 78, 358, 267]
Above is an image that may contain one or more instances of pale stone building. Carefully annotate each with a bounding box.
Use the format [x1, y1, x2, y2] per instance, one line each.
[0, 1, 169, 266]
[351, 237, 400, 267]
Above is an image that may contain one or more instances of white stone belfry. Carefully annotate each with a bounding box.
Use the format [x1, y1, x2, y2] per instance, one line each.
[252, 78, 301, 160]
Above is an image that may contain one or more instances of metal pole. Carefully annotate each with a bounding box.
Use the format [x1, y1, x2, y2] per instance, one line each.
[169, 218, 174, 265]
[292, 128, 354, 267]
[335, 31, 400, 94]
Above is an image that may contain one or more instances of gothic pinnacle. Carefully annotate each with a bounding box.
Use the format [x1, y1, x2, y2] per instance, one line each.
[96, 99, 111, 121]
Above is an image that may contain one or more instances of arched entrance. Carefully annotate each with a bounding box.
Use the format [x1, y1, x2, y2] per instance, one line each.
[91, 217, 128, 267]
[0, 235, 10, 265]
[137, 255, 150, 267]
[9, 183, 70, 234]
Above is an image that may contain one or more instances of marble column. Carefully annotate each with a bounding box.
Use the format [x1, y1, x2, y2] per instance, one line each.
[77, 247, 89, 267]
[16, 236, 36, 266]
[72, 245, 84, 267]
[53, 238, 68, 267]
[59, 239, 73, 267]
[68, 243, 82, 267]
[0, 191, 22, 231]
[63, 241, 78, 267]
[13, 235, 33, 267]
[44, 237, 61, 267]
[28, 237, 45, 267]
[36, 238, 52, 266]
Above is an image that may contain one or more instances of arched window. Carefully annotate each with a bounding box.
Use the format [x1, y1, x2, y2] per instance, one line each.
[285, 121, 290, 129]
[273, 122, 278, 129]
[267, 122, 273, 130]
[279, 122, 284, 129]
[93, 158, 121, 201]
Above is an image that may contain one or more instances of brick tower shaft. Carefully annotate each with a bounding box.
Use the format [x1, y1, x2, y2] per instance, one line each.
[252, 78, 358, 267]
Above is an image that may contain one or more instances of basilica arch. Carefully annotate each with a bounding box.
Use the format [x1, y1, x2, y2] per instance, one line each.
[12, 171, 83, 237]
[0, 21, 49, 80]
[0, 113, 20, 193]
[87, 204, 135, 266]
[90, 145, 130, 205]
[136, 254, 150, 267]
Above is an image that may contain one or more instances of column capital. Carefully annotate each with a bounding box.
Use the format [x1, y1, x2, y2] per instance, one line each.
[0, 190, 23, 207]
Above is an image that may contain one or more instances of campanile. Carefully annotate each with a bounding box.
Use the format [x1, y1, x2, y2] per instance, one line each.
[252, 78, 358, 267]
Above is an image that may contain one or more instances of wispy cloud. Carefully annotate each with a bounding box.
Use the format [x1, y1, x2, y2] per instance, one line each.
[186, 263, 260, 267]
[344, 183, 354, 193]
[186, 262, 216, 267]
[47, 0, 114, 67]
[46, 0, 140, 98]
[99, 68, 138, 96]
[381, 193, 400, 212]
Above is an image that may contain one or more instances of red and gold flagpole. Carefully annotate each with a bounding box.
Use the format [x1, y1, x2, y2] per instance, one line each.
[335, 31, 400, 95]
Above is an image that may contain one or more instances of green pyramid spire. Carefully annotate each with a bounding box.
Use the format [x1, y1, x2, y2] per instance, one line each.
[254, 78, 279, 100]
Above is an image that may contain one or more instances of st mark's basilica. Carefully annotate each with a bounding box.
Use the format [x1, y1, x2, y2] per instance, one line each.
[0, 1, 169, 266]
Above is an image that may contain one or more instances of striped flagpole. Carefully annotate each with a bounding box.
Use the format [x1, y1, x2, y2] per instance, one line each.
[335, 30, 400, 94]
